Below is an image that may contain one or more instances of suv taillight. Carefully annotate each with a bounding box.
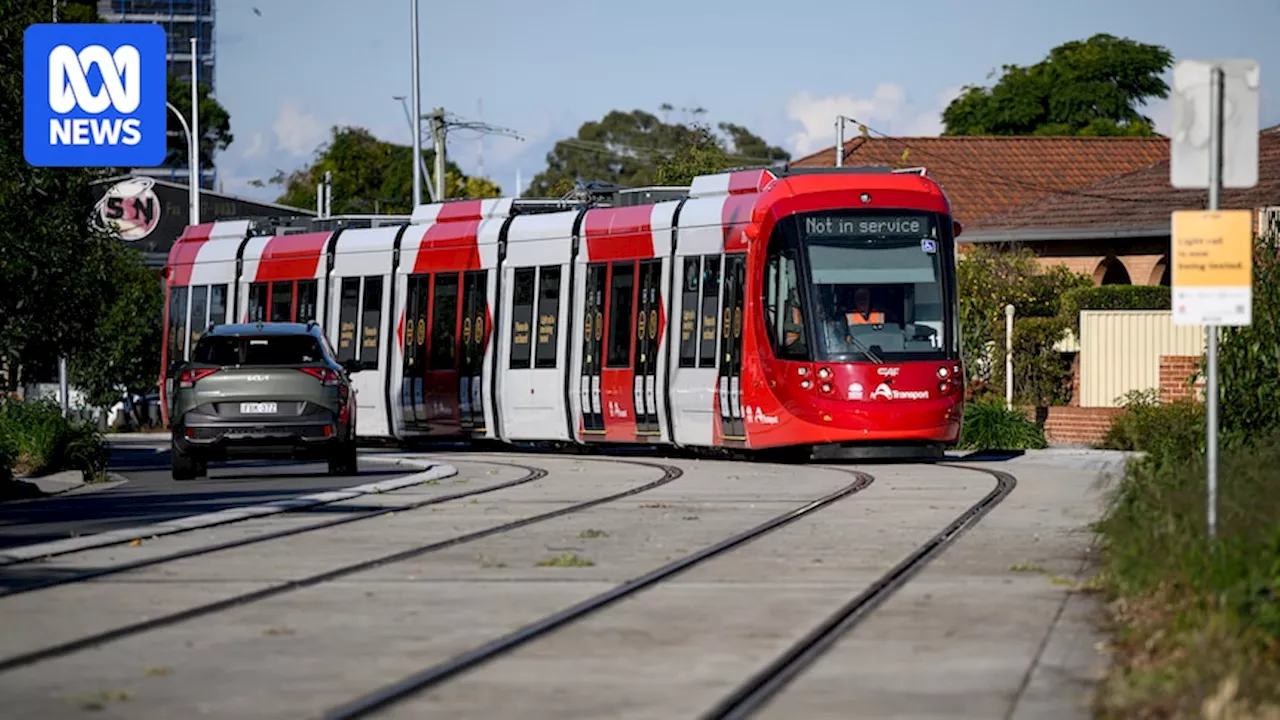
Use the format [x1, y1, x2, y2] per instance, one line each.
[299, 367, 341, 386]
[178, 368, 219, 388]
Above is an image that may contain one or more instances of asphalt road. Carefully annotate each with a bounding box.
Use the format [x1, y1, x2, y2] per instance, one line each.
[0, 442, 417, 551]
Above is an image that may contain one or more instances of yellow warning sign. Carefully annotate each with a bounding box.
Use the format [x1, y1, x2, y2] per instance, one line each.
[1171, 210, 1253, 288]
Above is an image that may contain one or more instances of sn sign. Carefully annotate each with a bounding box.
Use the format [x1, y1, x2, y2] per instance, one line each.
[24, 23, 166, 167]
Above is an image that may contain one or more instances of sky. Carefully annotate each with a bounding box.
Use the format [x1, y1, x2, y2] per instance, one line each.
[210, 0, 1280, 204]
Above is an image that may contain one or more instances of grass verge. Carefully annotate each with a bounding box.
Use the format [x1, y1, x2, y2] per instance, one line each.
[1092, 398, 1280, 718]
[0, 398, 107, 483]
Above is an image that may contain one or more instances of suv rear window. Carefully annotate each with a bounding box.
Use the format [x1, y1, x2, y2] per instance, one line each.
[193, 335, 326, 366]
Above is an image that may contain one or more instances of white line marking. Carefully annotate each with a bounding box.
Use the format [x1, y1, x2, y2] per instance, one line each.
[0, 459, 457, 566]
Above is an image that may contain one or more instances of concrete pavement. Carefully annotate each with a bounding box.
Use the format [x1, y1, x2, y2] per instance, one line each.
[0, 449, 1125, 719]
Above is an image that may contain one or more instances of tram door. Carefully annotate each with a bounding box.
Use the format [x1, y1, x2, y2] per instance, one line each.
[579, 263, 606, 435]
[401, 275, 429, 431]
[718, 254, 747, 441]
[633, 259, 662, 436]
[458, 270, 488, 433]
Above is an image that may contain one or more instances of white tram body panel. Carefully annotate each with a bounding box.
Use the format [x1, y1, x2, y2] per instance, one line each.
[328, 224, 402, 439]
[497, 209, 578, 443]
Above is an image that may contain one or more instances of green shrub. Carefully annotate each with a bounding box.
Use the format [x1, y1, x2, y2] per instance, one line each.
[1059, 284, 1171, 323]
[1218, 232, 1280, 448]
[957, 244, 1089, 385]
[992, 316, 1073, 407]
[0, 398, 106, 479]
[0, 431, 13, 485]
[1099, 388, 1204, 471]
[958, 396, 1047, 450]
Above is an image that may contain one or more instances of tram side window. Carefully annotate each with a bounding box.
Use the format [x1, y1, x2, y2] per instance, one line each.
[698, 256, 721, 368]
[764, 238, 808, 359]
[509, 267, 535, 369]
[188, 284, 208, 353]
[209, 284, 228, 327]
[430, 273, 459, 369]
[248, 282, 268, 322]
[269, 280, 293, 322]
[336, 278, 360, 363]
[297, 280, 318, 323]
[358, 276, 383, 368]
[606, 261, 635, 368]
[678, 258, 700, 368]
[168, 287, 188, 365]
[534, 266, 561, 369]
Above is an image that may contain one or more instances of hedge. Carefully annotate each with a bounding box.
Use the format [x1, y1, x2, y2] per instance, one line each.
[1058, 285, 1171, 331]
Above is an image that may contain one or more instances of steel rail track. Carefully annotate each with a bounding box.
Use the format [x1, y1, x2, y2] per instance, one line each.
[321, 466, 877, 720]
[0, 458, 684, 674]
[0, 459, 546, 599]
[699, 464, 1017, 719]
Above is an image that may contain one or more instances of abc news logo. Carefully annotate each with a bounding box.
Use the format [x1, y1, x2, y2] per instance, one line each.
[48, 44, 143, 146]
[24, 24, 166, 167]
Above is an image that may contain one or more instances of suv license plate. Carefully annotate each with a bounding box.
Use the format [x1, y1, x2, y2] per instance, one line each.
[240, 402, 277, 414]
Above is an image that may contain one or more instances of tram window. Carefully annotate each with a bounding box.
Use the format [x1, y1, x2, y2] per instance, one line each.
[764, 237, 808, 359]
[430, 273, 459, 369]
[509, 267, 535, 369]
[679, 257, 700, 368]
[188, 285, 209, 353]
[248, 282, 268, 322]
[167, 286, 188, 364]
[534, 265, 561, 369]
[358, 276, 382, 368]
[698, 255, 720, 368]
[209, 284, 228, 327]
[269, 281, 293, 322]
[297, 280, 318, 323]
[336, 277, 360, 363]
[606, 261, 635, 368]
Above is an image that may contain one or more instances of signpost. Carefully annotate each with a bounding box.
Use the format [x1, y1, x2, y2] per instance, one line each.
[1169, 59, 1260, 540]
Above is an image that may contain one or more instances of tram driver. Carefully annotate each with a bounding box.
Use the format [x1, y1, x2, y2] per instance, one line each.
[845, 287, 885, 328]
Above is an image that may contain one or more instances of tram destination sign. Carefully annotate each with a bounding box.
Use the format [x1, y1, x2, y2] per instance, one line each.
[802, 215, 930, 237]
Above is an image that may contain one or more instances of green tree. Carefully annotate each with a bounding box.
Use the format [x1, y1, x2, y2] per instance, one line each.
[527, 107, 789, 197]
[165, 76, 234, 172]
[259, 126, 501, 214]
[942, 34, 1174, 137]
[68, 247, 163, 411]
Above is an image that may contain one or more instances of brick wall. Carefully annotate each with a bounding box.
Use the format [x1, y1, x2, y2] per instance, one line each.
[1021, 406, 1123, 446]
[1159, 355, 1204, 403]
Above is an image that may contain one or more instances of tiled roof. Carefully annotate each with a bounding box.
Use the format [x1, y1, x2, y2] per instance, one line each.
[788, 135, 1169, 226]
[970, 129, 1280, 234]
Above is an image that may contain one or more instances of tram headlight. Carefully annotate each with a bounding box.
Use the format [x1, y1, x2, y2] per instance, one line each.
[820, 383, 832, 393]
[800, 379, 812, 389]
[937, 366, 949, 379]
[817, 367, 831, 380]
[797, 367, 809, 377]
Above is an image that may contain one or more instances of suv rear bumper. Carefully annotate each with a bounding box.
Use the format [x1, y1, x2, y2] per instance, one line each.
[173, 412, 348, 460]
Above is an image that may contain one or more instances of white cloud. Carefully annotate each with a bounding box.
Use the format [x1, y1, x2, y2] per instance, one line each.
[241, 131, 265, 159]
[272, 100, 326, 157]
[785, 83, 965, 156]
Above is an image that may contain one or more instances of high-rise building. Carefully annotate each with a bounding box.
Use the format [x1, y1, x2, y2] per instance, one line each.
[96, 0, 218, 190]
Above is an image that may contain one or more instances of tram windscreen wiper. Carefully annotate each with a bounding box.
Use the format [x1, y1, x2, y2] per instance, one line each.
[846, 334, 883, 365]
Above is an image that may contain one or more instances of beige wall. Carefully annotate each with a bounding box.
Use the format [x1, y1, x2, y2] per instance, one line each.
[1076, 310, 1206, 407]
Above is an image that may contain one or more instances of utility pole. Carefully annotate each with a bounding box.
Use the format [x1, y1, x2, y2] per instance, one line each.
[430, 108, 446, 201]
[409, 0, 423, 206]
[424, 107, 524, 200]
[393, 96, 435, 203]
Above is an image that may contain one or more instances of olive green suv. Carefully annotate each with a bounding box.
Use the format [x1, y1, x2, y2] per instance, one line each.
[169, 322, 359, 480]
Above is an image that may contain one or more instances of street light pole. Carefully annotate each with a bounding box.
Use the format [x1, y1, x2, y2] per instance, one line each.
[166, 102, 195, 227]
[409, 0, 423, 206]
[190, 37, 200, 223]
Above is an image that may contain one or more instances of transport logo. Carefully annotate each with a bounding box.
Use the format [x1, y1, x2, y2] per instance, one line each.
[23, 23, 166, 167]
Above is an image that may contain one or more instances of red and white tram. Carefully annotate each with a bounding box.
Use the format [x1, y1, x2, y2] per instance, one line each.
[160, 165, 965, 459]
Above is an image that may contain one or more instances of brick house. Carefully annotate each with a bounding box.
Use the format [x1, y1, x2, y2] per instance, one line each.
[788, 133, 1169, 234]
[963, 125, 1280, 285]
